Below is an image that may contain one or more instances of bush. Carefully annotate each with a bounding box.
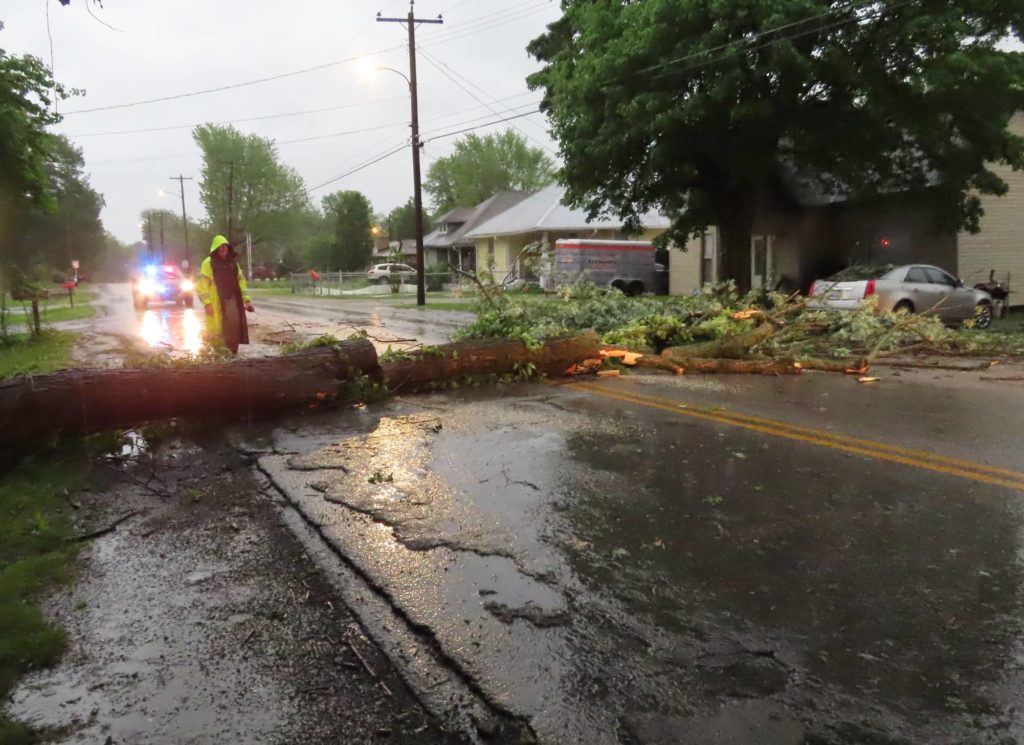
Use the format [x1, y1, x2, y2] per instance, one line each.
[425, 263, 451, 292]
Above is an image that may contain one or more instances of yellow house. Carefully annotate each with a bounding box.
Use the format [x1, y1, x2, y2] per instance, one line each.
[464, 184, 672, 279]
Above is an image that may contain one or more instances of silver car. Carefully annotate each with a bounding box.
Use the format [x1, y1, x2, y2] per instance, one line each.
[809, 264, 993, 328]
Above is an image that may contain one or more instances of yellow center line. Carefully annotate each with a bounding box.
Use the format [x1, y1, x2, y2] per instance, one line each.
[571, 382, 1024, 492]
[576, 382, 1024, 482]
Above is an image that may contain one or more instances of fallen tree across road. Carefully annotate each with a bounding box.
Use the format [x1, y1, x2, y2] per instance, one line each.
[0, 334, 603, 464]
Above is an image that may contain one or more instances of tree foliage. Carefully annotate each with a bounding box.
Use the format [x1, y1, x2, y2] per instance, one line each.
[0, 50, 64, 287]
[386, 197, 427, 241]
[18, 135, 106, 274]
[528, 0, 1024, 291]
[321, 191, 374, 271]
[192, 124, 310, 250]
[138, 208, 212, 270]
[424, 130, 554, 213]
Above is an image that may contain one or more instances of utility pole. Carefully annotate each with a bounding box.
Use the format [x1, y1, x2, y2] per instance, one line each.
[170, 174, 193, 271]
[377, 2, 443, 306]
[146, 214, 154, 259]
[158, 212, 165, 263]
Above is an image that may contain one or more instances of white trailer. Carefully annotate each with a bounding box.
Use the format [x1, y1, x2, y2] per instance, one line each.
[553, 239, 659, 296]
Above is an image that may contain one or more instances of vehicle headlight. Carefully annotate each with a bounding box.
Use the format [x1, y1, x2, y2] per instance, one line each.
[138, 278, 156, 295]
[180, 279, 195, 292]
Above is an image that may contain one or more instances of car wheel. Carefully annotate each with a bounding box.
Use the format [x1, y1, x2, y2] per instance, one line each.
[972, 302, 993, 330]
[892, 300, 914, 315]
[379, 277, 390, 285]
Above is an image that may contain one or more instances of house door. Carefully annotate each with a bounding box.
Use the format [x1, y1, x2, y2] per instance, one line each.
[701, 231, 717, 285]
[751, 235, 774, 290]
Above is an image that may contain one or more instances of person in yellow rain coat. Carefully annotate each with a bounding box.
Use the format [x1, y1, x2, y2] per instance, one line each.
[196, 235, 254, 354]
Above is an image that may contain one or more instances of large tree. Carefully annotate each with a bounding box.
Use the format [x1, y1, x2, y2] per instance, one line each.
[18, 135, 105, 274]
[424, 130, 554, 213]
[193, 124, 310, 257]
[528, 0, 1024, 292]
[322, 191, 374, 271]
[0, 50, 63, 290]
[386, 197, 427, 241]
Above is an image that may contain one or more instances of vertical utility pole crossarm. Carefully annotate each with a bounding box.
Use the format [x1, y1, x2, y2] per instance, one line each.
[170, 175, 194, 272]
[377, 2, 443, 306]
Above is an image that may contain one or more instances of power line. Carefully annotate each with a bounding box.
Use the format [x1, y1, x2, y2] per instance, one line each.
[420, 2, 555, 48]
[418, 47, 553, 152]
[419, 0, 551, 42]
[608, 0, 890, 85]
[309, 143, 410, 192]
[61, 45, 403, 115]
[67, 97, 408, 137]
[424, 108, 543, 143]
[275, 123, 408, 145]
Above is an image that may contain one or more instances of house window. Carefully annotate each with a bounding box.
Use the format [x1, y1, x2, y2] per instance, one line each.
[486, 238, 495, 270]
[439, 224, 448, 234]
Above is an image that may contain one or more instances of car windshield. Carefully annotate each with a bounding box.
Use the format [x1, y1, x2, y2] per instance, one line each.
[828, 264, 897, 281]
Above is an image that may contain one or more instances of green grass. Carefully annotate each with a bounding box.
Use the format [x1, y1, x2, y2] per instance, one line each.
[4, 289, 98, 327]
[0, 331, 78, 378]
[0, 456, 91, 744]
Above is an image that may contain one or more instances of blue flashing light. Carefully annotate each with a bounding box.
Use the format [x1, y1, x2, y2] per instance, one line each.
[144, 265, 157, 276]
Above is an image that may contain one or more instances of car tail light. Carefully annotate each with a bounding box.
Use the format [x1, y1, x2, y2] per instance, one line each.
[809, 281, 818, 296]
[864, 279, 876, 298]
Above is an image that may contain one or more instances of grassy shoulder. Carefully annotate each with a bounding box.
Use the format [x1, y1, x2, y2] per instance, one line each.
[0, 331, 78, 378]
[4, 289, 98, 327]
[0, 456, 93, 745]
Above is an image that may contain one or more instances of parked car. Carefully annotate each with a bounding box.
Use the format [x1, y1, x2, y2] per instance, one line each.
[131, 264, 195, 310]
[366, 263, 416, 283]
[809, 264, 993, 328]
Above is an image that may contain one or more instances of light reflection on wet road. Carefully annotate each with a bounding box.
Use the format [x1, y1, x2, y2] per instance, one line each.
[138, 307, 204, 354]
[257, 374, 1024, 745]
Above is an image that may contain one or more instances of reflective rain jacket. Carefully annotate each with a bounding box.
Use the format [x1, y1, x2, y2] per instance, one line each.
[196, 235, 251, 343]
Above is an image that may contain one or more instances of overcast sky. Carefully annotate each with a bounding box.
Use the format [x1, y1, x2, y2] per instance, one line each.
[1, 0, 561, 243]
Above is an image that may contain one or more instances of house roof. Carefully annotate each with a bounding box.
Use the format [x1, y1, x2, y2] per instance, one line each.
[424, 190, 531, 249]
[433, 206, 476, 225]
[465, 183, 671, 239]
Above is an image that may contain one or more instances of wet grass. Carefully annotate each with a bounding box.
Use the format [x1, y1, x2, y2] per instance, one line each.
[0, 331, 78, 379]
[0, 456, 92, 744]
[3, 289, 98, 327]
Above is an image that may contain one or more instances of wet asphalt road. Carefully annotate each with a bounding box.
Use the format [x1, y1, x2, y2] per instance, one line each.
[72, 284, 1024, 742]
[77, 283, 469, 356]
[253, 368, 1024, 745]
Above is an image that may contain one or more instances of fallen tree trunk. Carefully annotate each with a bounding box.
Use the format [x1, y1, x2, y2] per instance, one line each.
[665, 357, 802, 375]
[0, 334, 605, 463]
[0, 339, 381, 458]
[382, 332, 602, 392]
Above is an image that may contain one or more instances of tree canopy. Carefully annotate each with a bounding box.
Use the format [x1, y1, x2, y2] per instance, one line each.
[19, 135, 106, 274]
[528, 0, 1024, 290]
[193, 124, 310, 251]
[424, 130, 554, 213]
[321, 191, 374, 271]
[0, 50, 64, 284]
[386, 197, 427, 241]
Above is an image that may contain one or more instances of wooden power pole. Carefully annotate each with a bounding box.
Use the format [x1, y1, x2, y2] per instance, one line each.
[377, 2, 443, 306]
[170, 174, 193, 271]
